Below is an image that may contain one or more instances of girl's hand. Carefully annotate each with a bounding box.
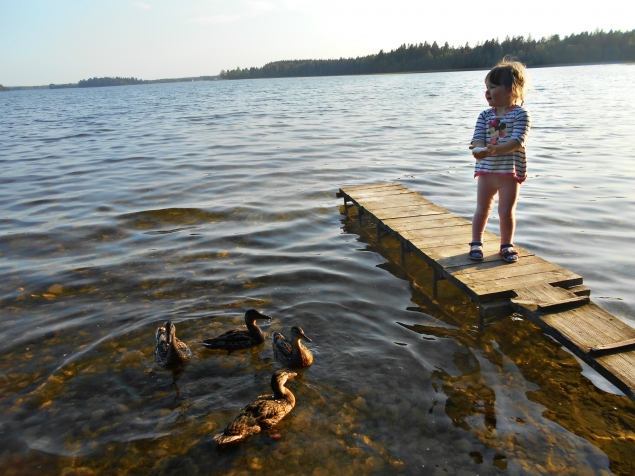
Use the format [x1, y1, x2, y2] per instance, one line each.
[470, 145, 490, 160]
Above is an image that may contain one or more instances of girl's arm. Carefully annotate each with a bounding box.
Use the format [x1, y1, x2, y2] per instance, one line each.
[487, 139, 521, 156]
[471, 139, 520, 159]
[470, 112, 487, 155]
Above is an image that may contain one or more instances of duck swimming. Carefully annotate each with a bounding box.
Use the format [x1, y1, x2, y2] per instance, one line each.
[155, 321, 192, 367]
[199, 309, 271, 352]
[214, 370, 297, 444]
[272, 326, 313, 368]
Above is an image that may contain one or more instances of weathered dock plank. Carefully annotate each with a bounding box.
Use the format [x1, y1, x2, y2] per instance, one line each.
[400, 224, 472, 240]
[457, 261, 573, 284]
[450, 255, 552, 275]
[372, 205, 447, 220]
[592, 338, 635, 355]
[468, 271, 583, 301]
[352, 190, 418, 201]
[542, 303, 635, 350]
[357, 196, 432, 209]
[513, 288, 635, 396]
[337, 182, 635, 399]
[384, 215, 466, 231]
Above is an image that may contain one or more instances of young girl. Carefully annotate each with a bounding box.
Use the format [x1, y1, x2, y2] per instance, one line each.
[468, 57, 531, 263]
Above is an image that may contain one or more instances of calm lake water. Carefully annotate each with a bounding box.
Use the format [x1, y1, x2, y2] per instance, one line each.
[1, 64, 635, 475]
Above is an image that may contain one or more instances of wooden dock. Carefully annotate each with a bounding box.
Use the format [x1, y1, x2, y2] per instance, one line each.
[337, 182, 635, 400]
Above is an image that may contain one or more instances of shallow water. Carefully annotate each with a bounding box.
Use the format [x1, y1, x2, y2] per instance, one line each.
[1, 64, 635, 475]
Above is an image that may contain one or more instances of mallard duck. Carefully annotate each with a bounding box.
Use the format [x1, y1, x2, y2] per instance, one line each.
[272, 326, 313, 368]
[155, 321, 192, 367]
[214, 370, 297, 444]
[199, 309, 271, 352]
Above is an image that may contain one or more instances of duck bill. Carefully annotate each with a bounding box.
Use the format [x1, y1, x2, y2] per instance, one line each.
[286, 372, 298, 379]
[302, 335, 312, 343]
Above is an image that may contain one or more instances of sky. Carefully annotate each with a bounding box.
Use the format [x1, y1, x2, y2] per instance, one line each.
[1, 0, 634, 86]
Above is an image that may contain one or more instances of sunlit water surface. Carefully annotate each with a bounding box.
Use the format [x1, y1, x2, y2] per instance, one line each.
[1, 65, 635, 475]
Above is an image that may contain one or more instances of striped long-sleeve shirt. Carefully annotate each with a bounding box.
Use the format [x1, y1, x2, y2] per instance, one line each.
[471, 106, 531, 183]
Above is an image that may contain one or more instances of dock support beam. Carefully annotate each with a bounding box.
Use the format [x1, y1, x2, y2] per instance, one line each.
[400, 241, 407, 267]
[432, 268, 440, 300]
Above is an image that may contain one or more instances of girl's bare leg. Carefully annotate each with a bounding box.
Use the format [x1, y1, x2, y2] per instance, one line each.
[472, 175, 498, 242]
[497, 176, 520, 244]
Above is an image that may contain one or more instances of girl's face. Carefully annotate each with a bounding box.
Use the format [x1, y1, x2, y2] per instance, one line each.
[485, 81, 513, 108]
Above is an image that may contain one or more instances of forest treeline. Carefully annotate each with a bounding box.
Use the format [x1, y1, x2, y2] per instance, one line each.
[221, 30, 635, 80]
[4, 76, 220, 90]
[72, 75, 218, 88]
[78, 77, 144, 88]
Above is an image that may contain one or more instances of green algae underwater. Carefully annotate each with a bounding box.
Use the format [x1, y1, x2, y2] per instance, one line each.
[1, 205, 634, 475]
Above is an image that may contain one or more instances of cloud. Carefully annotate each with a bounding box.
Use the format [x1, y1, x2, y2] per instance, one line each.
[189, 14, 242, 25]
[245, 1, 276, 16]
[133, 1, 152, 10]
[189, 1, 275, 26]
[282, 0, 317, 11]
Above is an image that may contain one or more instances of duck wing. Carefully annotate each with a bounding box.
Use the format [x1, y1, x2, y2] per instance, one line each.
[166, 338, 192, 366]
[243, 395, 293, 428]
[176, 339, 192, 357]
[214, 394, 274, 444]
[200, 327, 255, 350]
[214, 392, 296, 444]
[272, 332, 293, 361]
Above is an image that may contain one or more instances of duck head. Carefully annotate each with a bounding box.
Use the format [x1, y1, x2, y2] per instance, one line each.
[271, 369, 297, 396]
[244, 309, 272, 325]
[290, 326, 312, 343]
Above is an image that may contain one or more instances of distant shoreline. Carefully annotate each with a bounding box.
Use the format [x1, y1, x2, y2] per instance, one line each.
[2, 60, 632, 91]
[220, 30, 635, 81]
[217, 60, 634, 82]
[2, 75, 221, 91]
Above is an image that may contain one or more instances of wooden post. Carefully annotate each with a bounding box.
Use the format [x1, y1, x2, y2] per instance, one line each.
[433, 268, 439, 300]
[358, 207, 363, 225]
[377, 222, 382, 244]
[401, 241, 406, 266]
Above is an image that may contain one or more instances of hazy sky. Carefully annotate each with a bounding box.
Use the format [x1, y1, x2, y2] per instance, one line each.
[1, 0, 633, 86]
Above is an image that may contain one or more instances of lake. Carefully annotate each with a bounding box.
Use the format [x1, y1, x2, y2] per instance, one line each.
[1, 64, 635, 475]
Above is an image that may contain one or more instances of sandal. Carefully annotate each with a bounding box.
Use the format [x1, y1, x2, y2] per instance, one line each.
[500, 244, 518, 263]
[469, 241, 484, 261]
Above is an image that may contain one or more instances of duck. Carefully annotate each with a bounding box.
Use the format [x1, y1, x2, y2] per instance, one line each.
[272, 326, 313, 368]
[199, 309, 271, 352]
[214, 370, 297, 444]
[155, 321, 192, 367]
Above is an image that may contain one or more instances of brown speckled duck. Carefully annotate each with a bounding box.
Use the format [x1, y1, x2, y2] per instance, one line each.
[155, 321, 192, 367]
[272, 326, 313, 368]
[214, 370, 297, 444]
[199, 309, 271, 353]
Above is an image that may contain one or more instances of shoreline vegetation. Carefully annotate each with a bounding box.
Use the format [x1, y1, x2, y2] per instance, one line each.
[2, 30, 633, 91]
[4, 75, 220, 91]
[221, 29, 634, 80]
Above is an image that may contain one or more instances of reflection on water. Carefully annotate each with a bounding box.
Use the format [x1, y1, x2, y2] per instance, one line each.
[1, 65, 635, 475]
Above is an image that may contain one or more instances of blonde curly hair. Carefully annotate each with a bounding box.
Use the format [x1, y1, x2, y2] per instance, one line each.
[486, 55, 529, 105]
